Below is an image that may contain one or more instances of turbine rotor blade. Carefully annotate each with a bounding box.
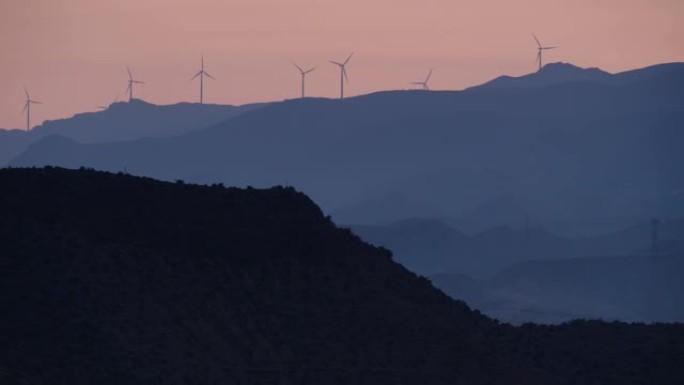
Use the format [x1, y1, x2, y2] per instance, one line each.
[204, 72, 216, 80]
[425, 69, 433, 83]
[305, 67, 316, 74]
[24, 87, 30, 99]
[543, 46, 556, 50]
[343, 52, 355, 65]
[133, 80, 144, 84]
[22, 102, 28, 112]
[343, 67, 348, 83]
[31, 101, 42, 104]
[191, 71, 201, 80]
[329, 61, 343, 66]
[127, 66, 133, 79]
[293, 62, 304, 73]
[533, 33, 542, 48]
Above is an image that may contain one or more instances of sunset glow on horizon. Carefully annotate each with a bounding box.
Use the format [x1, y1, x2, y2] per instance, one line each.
[1, 0, 682, 129]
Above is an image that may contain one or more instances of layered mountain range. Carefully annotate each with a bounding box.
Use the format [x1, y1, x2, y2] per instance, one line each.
[6, 62, 683, 231]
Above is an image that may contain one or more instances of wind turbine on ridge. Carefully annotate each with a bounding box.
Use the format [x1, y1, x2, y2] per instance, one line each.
[293, 62, 316, 98]
[191, 55, 215, 104]
[125, 67, 144, 101]
[412, 69, 433, 90]
[533, 33, 556, 72]
[329, 52, 354, 100]
[22, 88, 42, 131]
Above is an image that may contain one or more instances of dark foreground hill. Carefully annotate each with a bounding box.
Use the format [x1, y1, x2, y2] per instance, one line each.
[1, 168, 683, 384]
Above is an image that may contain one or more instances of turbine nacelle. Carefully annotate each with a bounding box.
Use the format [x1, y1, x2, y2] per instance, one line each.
[293, 62, 316, 75]
[532, 33, 557, 71]
[191, 56, 215, 104]
[125, 67, 144, 101]
[22, 87, 41, 131]
[412, 69, 433, 90]
[330, 52, 354, 99]
[293, 62, 316, 98]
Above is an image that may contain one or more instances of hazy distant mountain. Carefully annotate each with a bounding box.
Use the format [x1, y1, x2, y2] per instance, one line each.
[332, 168, 515, 226]
[331, 191, 445, 225]
[0, 99, 265, 165]
[351, 217, 684, 276]
[2, 167, 683, 384]
[9, 63, 684, 227]
[31, 99, 267, 143]
[432, 255, 684, 324]
[449, 195, 534, 234]
[351, 218, 471, 274]
[0, 129, 32, 167]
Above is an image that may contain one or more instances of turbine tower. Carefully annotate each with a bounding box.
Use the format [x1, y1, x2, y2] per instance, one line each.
[533, 34, 556, 72]
[22, 88, 42, 131]
[412, 69, 433, 90]
[329, 52, 354, 100]
[293, 62, 316, 98]
[126, 67, 144, 101]
[191, 55, 215, 104]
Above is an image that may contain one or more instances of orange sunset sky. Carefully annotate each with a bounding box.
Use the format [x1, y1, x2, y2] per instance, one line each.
[1, 0, 683, 129]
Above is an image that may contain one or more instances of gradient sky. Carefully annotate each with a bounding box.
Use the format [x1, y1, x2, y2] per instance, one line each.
[1, 0, 682, 129]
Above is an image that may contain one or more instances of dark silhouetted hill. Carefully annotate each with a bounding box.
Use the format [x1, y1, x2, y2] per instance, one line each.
[0, 99, 265, 165]
[1, 168, 683, 384]
[0, 167, 517, 384]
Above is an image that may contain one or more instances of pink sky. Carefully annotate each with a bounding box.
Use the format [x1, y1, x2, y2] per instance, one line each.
[1, 0, 682, 129]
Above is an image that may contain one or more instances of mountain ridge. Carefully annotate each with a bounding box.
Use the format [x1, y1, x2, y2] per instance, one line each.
[0, 100, 267, 165]
[472, 61, 684, 90]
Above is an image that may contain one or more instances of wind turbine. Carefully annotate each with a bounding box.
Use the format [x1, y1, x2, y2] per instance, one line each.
[412, 69, 433, 90]
[125, 67, 144, 101]
[22, 88, 42, 131]
[533, 33, 556, 71]
[329, 52, 354, 99]
[293, 62, 316, 98]
[191, 55, 215, 104]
